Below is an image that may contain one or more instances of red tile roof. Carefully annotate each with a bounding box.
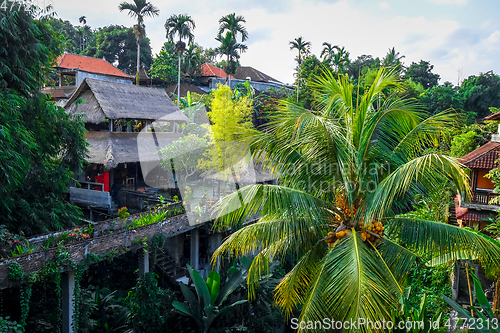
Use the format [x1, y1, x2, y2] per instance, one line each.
[200, 63, 234, 79]
[56, 53, 132, 79]
[484, 111, 500, 121]
[458, 141, 500, 169]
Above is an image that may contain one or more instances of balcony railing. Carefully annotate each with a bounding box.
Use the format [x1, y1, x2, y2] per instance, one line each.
[470, 190, 499, 206]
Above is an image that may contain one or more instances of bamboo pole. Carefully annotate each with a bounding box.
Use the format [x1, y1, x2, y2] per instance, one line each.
[465, 262, 474, 317]
[494, 279, 499, 319]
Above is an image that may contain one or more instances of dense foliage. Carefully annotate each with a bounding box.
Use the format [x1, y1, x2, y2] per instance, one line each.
[83, 25, 153, 74]
[0, 4, 87, 235]
[211, 68, 500, 332]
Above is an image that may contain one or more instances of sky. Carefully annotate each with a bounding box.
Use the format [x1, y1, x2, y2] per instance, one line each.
[48, 0, 500, 85]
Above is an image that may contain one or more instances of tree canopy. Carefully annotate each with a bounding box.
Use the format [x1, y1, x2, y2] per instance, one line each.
[0, 4, 87, 235]
[83, 25, 153, 74]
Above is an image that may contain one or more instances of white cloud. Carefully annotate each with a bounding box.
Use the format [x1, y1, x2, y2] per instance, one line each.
[378, 2, 390, 10]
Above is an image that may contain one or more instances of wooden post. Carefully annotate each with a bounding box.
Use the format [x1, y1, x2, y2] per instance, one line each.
[494, 280, 500, 319]
[465, 262, 474, 317]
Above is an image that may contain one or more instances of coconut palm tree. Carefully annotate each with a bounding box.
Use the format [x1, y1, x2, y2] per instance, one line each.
[218, 13, 248, 42]
[215, 31, 247, 86]
[119, 0, 159, 85]
[211, 68, 500, 331]
[320, 42, 338, 64]
[289, 37, 311, 102]
[165, 14, 196, 106]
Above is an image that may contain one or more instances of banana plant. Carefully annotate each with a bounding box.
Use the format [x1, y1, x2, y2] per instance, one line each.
[441, 273, 500, 333]
[391, 287, 445, 333]
[172, 256, 252, 333]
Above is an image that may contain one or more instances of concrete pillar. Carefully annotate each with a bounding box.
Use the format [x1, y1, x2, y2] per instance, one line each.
[174, 234, 185, 266]
[190, 228, 200, 270]
[208, 232, 223, 270]
[62, 271, 75, 333]
[59, 73, 63, 86]
[138, 251, 150, 277]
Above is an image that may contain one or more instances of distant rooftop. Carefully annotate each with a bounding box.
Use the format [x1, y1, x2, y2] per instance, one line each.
[234, 66, 282, 84]
[56, 53, 132, 80]
[200, 63, 234, 79]
[458, 141, 500, 169]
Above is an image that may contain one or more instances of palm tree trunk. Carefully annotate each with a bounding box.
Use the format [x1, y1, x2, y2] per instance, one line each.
[136, 35, 140, 86]
[177, 53, 181, 106]
[296, 61, 300, 103]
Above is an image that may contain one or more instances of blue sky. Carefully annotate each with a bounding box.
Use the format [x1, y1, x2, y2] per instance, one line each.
[51, 0, 500, 85]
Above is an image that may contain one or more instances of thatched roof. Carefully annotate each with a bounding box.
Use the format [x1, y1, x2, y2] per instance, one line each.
[64, 78, 188, 123]
[165, 83, 206, 99]
[86, 131, 183, 168]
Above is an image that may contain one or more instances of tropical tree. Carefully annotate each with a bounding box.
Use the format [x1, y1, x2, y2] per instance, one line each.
[331, 47, 351, 73]
[215, 31, 247, 85]
[78, 15, 86, 25]
[165, 14, 196, 106]
[83, 25, 153, 74]
[320, 42, 337, 64]
[382, 47, 404, 74]
[289, 36, 311, 102]
[1, 2, 87, 235]
[404, 60, 440, 89]
[118, 0, 159, 85]
[218, 13, 248, 42]
[211, 68, 500, 331]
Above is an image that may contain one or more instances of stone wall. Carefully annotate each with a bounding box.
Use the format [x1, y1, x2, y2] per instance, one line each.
[0, 213, 196, 289]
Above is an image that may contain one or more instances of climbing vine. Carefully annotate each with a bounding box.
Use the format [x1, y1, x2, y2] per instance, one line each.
[7, 244, 126, 332]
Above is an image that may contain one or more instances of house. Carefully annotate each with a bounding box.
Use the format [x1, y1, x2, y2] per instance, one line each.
[165, 82, 206, 99]
[42, 53, 133, 100]
[456, 112, 500, 228]
[199, 63, 234, 88]
[209, 64, 292, 92]
[64, 78, 188, 218]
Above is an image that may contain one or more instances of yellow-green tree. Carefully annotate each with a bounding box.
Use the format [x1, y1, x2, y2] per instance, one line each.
[198, 84, 253, 173]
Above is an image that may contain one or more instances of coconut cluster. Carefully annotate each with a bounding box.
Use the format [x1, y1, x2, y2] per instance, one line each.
[324, 220, 384, 247]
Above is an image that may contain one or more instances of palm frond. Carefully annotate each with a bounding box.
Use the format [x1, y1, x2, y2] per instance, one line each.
[274, 242, 327, 317]
[212, 217, 323, 264]
[389, 218, 500, 270]
[212, 184, 331, 230]
[377, 237, 419, 287]
[295, 231, 401, 332]
[366, 154, 470, 220]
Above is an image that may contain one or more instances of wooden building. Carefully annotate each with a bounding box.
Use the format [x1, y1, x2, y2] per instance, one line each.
[64, 78, 188, 218]
[456, 112, 500, 228]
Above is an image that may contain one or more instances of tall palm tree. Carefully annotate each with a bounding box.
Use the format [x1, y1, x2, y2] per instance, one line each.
[218, 13, 248, 42]
[165, 14, 196, 106]
[79, 16, 86, 25]
[383, 47, 405, 74]
[331, 46, 350, 73]
[320, 42, 338, 64]
[289, 37, 311, 102]
[119, 0, 159, 85]
[211, 68, 500, 331]
[215, 31, 247, 86]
